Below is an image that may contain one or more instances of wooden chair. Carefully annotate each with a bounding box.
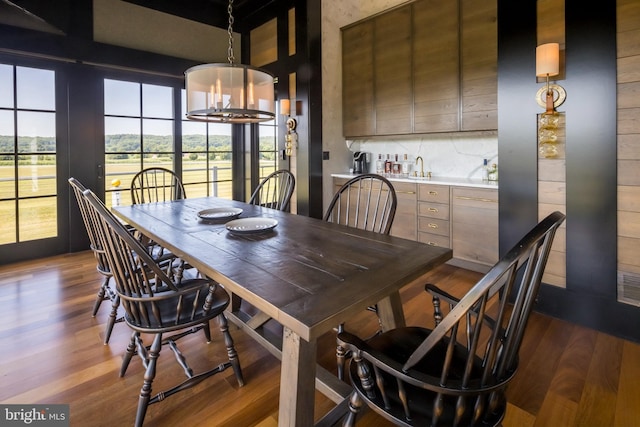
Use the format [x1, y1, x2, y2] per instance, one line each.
[69, 177, 120, 344]
[324, 173, 397, 235]
[249, 169, 295, 211]
[230, 169, 295, 321]
[130, 167, 192, 281]
[81, 187, 244, 427]
[337, 211, 566, 426]
[324, 173, 398, 380]
[130, 167, 186, 204]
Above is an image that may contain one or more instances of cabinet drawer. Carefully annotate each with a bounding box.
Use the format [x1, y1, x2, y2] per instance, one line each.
[418, 232, 451, 248]
[418, 217, 449, 237]
[393, 182, 418, 198]
[418, 184, 450, 204]
[418, 201, 449, 220]
[452, 187, 498, 210]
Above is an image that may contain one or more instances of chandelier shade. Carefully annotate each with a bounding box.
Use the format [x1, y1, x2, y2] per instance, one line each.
[185, 63, 275, 123]
[184, 0, 275, 123]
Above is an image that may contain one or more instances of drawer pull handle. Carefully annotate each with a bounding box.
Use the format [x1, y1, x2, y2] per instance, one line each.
[428, 191, 438, 196]
[398, 191, 417, 195]
[455, 196, 497, 203]
[427, 241, 438, 246]
[428, 223, 438, 229]
[427, 207, 439, 213]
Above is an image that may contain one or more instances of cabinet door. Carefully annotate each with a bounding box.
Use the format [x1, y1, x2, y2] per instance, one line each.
[452, 187, 499, 268]
[460, 0, 498, 131]
[413, 0, 459, 133]
[342, 21, 375, 137]
[390, 181, 417, 240]
[374, 6, 413, 135]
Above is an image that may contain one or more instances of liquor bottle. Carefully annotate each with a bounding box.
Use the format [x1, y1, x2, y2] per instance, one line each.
[482, 159, 490, 181]
[401, 154, 412, 177]
[376, 154, 385, 174]
[384, 154, 392, 176]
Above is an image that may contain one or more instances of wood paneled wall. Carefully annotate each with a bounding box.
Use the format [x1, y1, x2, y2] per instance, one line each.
[537, 0, 566, 288]
[617, 0, 640, 303]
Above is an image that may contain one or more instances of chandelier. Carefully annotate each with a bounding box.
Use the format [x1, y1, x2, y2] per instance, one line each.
[184, 0, 275, 123]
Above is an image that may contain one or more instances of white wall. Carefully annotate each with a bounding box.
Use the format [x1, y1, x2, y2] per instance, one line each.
[321, 0, 498, 206]
[93, 0, 232, 63]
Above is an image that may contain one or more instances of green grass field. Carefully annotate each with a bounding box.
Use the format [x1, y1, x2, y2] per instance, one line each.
[0, 160, 275, 244]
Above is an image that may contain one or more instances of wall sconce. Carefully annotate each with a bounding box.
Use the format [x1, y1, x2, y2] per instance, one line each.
[536, 43, 565, 158]
[280, 99, 302, 156]
[535, 43, 566, 114]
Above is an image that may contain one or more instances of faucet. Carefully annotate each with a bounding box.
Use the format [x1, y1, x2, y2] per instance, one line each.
[415, 156, 425, 177]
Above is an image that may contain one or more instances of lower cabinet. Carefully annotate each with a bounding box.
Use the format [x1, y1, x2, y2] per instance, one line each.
[417, 183, 450, 248]
[451, 187, 499, 271]
[390, 181, 417, 240]
[331, 177, 498, 272]
[330, 177, 417, 240]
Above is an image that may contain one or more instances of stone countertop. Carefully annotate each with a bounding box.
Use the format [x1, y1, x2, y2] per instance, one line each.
[332, 173, 499, 189]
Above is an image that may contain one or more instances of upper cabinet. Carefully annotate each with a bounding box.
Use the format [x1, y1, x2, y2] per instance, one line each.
[413, 0, 459, 133]
[375, 7, 413, 135]
[342, 0, 497, 138]
[460, 0, 498, 131]
[342, 20, 375, 137]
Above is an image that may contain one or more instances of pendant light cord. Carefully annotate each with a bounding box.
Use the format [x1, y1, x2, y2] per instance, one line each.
[227, 0, 235, 65]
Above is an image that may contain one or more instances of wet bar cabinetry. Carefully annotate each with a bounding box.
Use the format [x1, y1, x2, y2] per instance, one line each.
[390, 181, 418, 240]
[417, 184, 451, 248]
[341, 0, 497, 137]
[451, 187, 499, 270]
[331, 177, 417, 240]
[332, 176, 498, 272]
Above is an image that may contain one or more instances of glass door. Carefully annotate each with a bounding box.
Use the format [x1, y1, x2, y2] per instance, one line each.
[0, 61, 67, 263]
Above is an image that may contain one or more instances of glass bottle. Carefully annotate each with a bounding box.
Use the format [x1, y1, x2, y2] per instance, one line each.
[401, 154, 412, 177]
[376, 154, 385, 174]
[482, 159, 490, 181]
[384, 154, 392, 176]
[488, 164, 498, 181]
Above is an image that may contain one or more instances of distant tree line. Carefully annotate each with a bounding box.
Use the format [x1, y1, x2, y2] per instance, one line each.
[0, 134, 277, 163]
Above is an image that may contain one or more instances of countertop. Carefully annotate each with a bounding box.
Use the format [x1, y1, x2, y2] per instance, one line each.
[332, 173, 499, 189]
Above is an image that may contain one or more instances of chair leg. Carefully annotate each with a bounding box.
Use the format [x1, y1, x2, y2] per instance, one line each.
[336, 322, 348, 381]
[92, 275, 110, 316]
[103, 294, 119, 345]
[218, 313, 244, 387]
[201, 318, 212, 343]
[134, 333, 162, 427]
[120, 331, 138, 377]
[337, 344, 347, 381]
[342, 391, 363, 427]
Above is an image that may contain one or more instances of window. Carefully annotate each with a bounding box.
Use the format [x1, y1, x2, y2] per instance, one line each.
[180, 90, 233, 199]
[104, 79, 174, 207]
[258, 118, 278, 181]
[0, 64, 57, 244]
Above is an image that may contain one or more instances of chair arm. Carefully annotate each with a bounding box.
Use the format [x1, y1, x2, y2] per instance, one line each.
[425, 283, 461, 306]
[425, 283, 499, 334]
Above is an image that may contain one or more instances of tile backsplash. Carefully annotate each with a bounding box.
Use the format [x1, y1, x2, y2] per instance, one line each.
[347, 133, 498, 180]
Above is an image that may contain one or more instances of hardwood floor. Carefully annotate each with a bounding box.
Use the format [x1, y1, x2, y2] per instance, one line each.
[1, 251, 639, 426]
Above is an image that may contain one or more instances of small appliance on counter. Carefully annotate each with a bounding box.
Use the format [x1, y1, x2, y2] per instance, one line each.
[352, 151, 368, 174]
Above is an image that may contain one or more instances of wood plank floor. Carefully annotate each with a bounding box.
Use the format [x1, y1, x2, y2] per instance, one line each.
[1, 251, 639, 426]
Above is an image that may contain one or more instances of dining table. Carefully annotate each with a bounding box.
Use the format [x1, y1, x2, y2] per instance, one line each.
[112, 196, 452, 426]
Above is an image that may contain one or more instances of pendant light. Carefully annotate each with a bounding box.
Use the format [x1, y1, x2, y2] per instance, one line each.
[185, 0, 275, 123]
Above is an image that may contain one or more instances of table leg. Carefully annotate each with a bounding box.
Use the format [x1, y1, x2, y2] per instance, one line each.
[279, 326, 317, 427]
[375, 290, 406, 331]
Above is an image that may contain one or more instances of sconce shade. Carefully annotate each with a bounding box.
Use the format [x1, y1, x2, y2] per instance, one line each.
[279, 98, 302, 116]
[185, 63, 275, 123]
[536, 43, 560, 77]
[280, 99, 291, 116]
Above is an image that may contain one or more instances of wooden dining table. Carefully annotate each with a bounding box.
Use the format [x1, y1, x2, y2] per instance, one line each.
[112, 196, 452, 426]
